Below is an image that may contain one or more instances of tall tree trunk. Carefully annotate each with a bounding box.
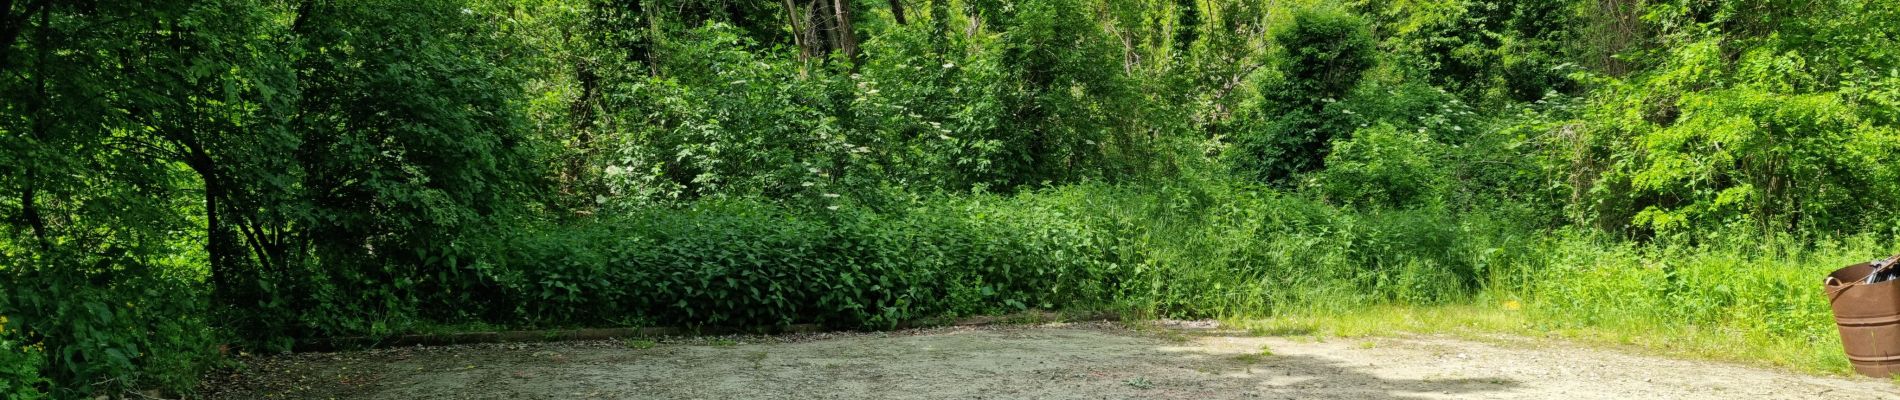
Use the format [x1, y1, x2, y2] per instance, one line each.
[0, 0, 17, 72]
[887, 0, 907, 25]
[813, 0, 835, 56]
[833, 0, 858, 61]
[800, 0, 828, 57]
[621, 0, 650, 69]
[198, 160, 233, 306]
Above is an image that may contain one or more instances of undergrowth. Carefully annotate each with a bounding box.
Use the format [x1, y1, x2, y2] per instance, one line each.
[422, 182, 1889, 376]
[1231, 231, 1896, 375]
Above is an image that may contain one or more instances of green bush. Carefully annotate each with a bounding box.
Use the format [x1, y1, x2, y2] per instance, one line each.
[0, 258, 215, 398]
[850, 0, 1145, 193]
[1232, 6, 1377, 184]
[601, 23, 858, 203]
[1313, 124, 1448, 208]
[1358, 0, 1579, 103]
[453, 195, 1130, 330]
[1562, 43, 1900, 236]
[428, 181, 1510, 331]
[0, 321, 47, 400]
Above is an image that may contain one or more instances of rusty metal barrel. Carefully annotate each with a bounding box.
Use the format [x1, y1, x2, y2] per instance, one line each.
[1826, 261, 1900, 377]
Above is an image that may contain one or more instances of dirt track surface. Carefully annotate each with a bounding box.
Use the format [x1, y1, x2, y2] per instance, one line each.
[201, 322, 1899, 399]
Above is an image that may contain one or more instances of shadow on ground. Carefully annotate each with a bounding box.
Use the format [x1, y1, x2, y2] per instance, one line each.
[1171, 350, 1521, 399]
[1130, 327, 1520, 399]
[204, 324, 1533, 399]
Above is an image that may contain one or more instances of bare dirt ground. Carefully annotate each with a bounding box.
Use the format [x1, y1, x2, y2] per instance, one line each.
[200, 322, 1899, 399]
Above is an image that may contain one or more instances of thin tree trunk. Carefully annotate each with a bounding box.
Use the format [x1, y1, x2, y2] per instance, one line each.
[624, 0, 650, 69]
[783, 0, 810, 65]
[0, 0, 17, 72]
[19, 182, 46, 251]
[805, 0, 827, 56]
[18, 0, 49, 251]
[292, 0, 320, 36]
[643, 0, 660, 76]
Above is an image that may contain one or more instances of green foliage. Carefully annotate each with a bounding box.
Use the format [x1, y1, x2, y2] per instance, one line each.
[1268, 8, 1379, 106]
[118, 0, 544, 349]
[1513, 231, 1896, 372]
[853, 17, 1010, 191]
[1313, 124, 1447, 209]
[987, 0, 1144, 188]
[1551, 1, 1900, 235]
[601, 23, 856, 203]
[594, 0, 1148, 203]
[436, 179, 1519, 332]
[1232, 7, 1377, 184]
[460, 193, 1127, 329]
[1357, 0, 1579, 103]
[0, 259, 215, 398]
[5, 0, 1900, 395]
[0, 318, 47, 400]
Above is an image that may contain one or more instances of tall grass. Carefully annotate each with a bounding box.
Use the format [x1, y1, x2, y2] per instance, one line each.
[1501, 234, 1893, 373]
[928, 183, 1891, 374]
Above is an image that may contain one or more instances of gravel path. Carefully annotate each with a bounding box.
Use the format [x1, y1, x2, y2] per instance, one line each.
[201, 322, 1899, 399]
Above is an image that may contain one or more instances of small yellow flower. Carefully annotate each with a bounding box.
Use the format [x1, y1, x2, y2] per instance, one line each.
[1502, 300, 1522, 311]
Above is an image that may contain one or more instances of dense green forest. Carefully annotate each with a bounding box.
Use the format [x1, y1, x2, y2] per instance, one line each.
[2, 0, 1897, 397]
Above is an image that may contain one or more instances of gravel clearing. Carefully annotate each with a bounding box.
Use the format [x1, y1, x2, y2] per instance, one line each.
[200, 321, 1899, 399]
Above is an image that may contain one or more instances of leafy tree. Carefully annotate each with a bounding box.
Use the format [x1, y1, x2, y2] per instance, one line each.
[0, 0, 271, 394]
[1231, 7, 1375, 184]
[1356, 0, 1578, 103]
[1529, 0, 1900, 237]
[287, 0, 542, 337]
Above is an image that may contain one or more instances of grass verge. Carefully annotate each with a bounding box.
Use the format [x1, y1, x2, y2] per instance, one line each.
[1230, 298, 1854, 376]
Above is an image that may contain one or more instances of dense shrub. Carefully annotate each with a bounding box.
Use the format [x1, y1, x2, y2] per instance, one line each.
[1231, 7, 1377, 184]
[0, 318, 47, 399]
[600, 24, 859, 203]
[454, 196, 1129, 330]
[426, 182, 1522, 331]
[0, 261, 215, 398]
[1560, 40, 1900, 237]
[1313, 124, 1448, 208]
[1357, 0, 1579, 103]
